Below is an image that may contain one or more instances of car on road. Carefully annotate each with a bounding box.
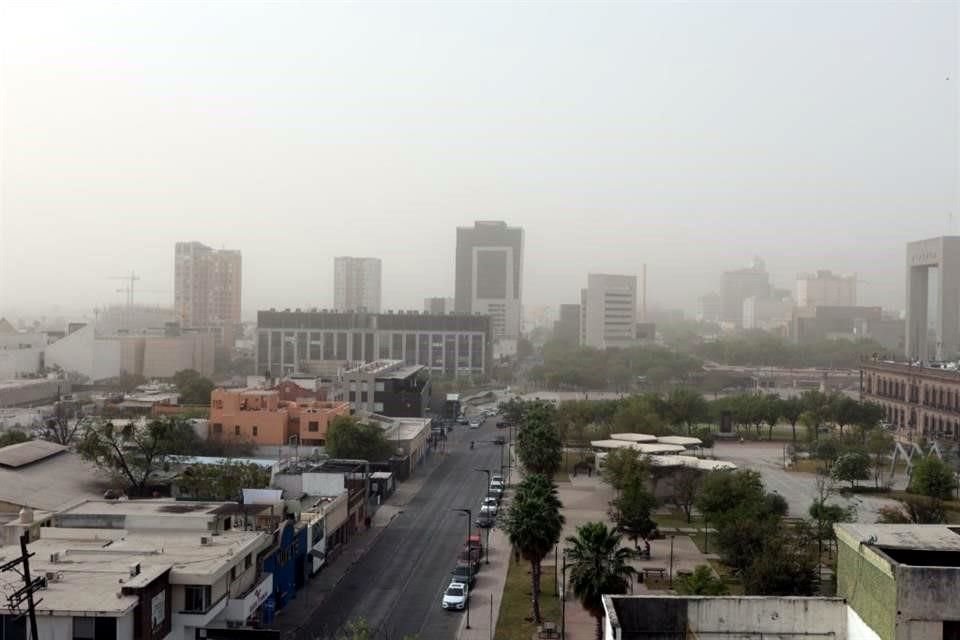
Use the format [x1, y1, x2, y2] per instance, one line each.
[491, 473, 503, 483]
[486, 490, 502, 503]
[489, 480, 505, 493]
[457, 416, 469, 425]
[469, 420, 482, 429]
[475, 513, 495, 528]
[450, 564, 476, 588]
[479, 497, 498, 515]
[492, 435, 506, 445]
[458, 549, 481, 573]
[442, 581, 469, 610]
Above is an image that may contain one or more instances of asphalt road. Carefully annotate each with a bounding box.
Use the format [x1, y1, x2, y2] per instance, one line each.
[304, 415, 508, 639]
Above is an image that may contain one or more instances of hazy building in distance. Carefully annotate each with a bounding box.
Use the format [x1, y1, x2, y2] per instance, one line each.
[742, 295, 793, 334]
[797, 270, 857, 308]
[720, 257, 771, 327]
[454, 221, 524, 349]
[580, 273, 637, 349]
[554, 304, 581, 344]
[906, 236, 960, 361]
[174, 241, 242, 346]
[334, 256, 382, 313]
[697, 292, 721, 323]
[423, 297, 455, 314]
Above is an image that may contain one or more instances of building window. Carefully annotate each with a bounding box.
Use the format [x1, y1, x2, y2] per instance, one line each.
[252, 426, 258, 437]
[72, 616, 116, 640]
[374, 402, 384, 412]
[235, 425, 241, 436]
[308, 421, 319, 432]
[375, 381, 385, 392]
[183, 585, 212, 613]
[213, 423, 223, 435]
[230, 566, 237, 581]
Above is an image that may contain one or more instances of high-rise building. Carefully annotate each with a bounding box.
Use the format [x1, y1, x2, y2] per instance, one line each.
[454, 221, 524, 344]
[580, 274, 638, 349]
[174, 242, 242, 346]
[334, 257, 382, 313]
[796, 270, 857, 308]
[554, 304, 581, 344]
[423, 297, 455, 314]
[720, 257, 770, 326]
[697, 292, 722, 323]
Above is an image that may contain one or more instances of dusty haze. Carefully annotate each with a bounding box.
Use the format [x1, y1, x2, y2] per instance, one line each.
[1, 1, 957, 320]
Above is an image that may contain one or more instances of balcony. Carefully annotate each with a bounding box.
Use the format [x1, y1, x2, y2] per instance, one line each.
[176, 593, 228, 628]
[223, 573, 273, 623]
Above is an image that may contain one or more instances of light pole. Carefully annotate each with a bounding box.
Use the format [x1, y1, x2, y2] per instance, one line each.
[669, 535, 675, 587]
[475, 469, 491, 564]
[452, 508, 472, 629]
[560, 550, 571, 639]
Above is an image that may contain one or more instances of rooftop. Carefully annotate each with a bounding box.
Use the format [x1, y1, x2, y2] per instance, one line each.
[0, 451, 110, 511]
[58, 499, 233, 519]
[837, 523, 960, 553]
[609, 433, 658, 443]
[0, 527, 268, 615]
[0, 439, 68, 468]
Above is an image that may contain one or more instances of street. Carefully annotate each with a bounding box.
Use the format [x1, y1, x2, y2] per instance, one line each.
[300, 415, 508, 639]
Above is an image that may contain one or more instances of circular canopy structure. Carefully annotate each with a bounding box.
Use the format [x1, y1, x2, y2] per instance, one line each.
[609, 433, 658, 443]
[634, 443, 686, 455]
[697, 460, 738, 471]
[656, 436, 703, 447]
[589, 439, 638, 450]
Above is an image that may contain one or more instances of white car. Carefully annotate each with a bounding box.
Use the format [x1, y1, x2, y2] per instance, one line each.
[442, 581, 469, 610]
[491, 474, 503, 483]
[480, 497, 499, 515]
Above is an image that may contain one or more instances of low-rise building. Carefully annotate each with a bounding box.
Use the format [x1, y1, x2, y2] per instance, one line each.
[0, 378, 70, 407]
[272, 460, 368, 547]
[0, 318, 45, 379]
[358, 411, 432, 479]
[208, 388, 350, 447]
[336, 360, 431, 417]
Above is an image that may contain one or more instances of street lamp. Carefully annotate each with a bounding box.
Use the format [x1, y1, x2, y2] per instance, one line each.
[452, 508, 472, 629]
[474, 469, 491, 564]
[560, 550, 572, 639]
[669, 535, 675, 587]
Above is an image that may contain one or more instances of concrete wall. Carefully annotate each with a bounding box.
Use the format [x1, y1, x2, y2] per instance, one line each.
[34, 612, 133, 640]
[302, 473, 345, 496]
[45, 325, 122, 382]
[895, 565, 960, 640]
[837, 536, 897, 640]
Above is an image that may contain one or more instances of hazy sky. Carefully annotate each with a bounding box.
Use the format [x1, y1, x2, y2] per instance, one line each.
[1, 1, 958, 322]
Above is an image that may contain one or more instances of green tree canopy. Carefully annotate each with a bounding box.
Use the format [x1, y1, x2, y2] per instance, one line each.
[601, 447, 650, 492]
[177, 461, 271, 501]
[674, 565, 728, 596]
[831, 451, 871, 488]
[609, 474, 657, 549]
[173, 369, 215, 405]
[0, 430, 31, 448]
[501, 474, 565, 624]
[909, 456, 958, 500]
[325, 416, 393, 462]
[564, 522, 637, 640]
[742, 528, 819, 596]
[516, 402, 563, 477]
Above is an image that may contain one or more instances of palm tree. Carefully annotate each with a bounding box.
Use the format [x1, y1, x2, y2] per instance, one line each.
[501, 474, 565, 624]
[564, 522, 637, 640]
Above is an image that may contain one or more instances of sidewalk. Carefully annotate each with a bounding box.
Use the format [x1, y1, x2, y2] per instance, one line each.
[270, 450, 448, 637]
[457, 528, 511, 640]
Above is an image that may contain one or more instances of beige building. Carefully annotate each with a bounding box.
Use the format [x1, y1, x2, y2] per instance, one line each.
[797, 270, 858, 308]
[174, 241, 242, 347]
[861, 359, 960, 441]
[580, 273, 638, 349]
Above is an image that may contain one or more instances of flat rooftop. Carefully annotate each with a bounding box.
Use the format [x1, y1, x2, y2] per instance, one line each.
[0, 451, 110, 511]
[837, 523, 960, 552]
[0, 527, 268, 615]
[58, 499, 234, 518]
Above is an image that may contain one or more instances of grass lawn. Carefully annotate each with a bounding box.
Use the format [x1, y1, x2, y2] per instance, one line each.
[654, 507, 703, 530]
[494, 554, 562, 640]
[707, 559, 745, 595]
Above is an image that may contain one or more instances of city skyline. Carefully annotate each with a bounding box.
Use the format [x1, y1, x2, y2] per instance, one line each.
[2, 1, 957, 319]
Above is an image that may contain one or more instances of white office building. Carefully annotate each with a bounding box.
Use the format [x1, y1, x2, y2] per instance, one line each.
[580, 274, 638, 349]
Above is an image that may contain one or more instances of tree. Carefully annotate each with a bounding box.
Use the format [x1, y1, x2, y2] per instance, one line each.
[866, 430, 894, 489]
[780, 397, 804, 443]
[609, 475, 657, 551]
[173, 369, 215, 405]
[611, 395, 668, 436]
[674, 565, 728, 595]
[116, 372, 147, 393]
[177, 461, 271, 500]
[696, 470, 765, 521]
[601, 448, 649, 492]
[564, 522, 637, 640]
[672, 467, 702, 523]
[876, 495, 947, 524]
[831, 451, 870, 489]
[76, 418, 199, 495]
[501, 474, 565, 625]
[515, 403, 563, 477]
[761, 395, 783, 440]
[742, 529, 819, 596]
[665, 388, 709, 434]
[0, 430, 31, 448]
[909, 456, 958, 500]
[808, 475, 855, 558]
[325, 416, 393, 462]
[39, 401, 84, 445]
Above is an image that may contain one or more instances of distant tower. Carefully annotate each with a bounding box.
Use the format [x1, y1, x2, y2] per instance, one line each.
[174, 242, 242, 346]
[334, 257, 382, 313]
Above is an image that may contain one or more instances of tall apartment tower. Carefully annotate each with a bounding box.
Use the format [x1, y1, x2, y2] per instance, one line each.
[580, 273, 638, 349]
[174, 242, 242, 346]
[424, 297, 455, 314]
[796, 270, 857, 308]
[720, 257, 771, 326]
[334, 257, 382, 313]
[454, 221, 524, 345]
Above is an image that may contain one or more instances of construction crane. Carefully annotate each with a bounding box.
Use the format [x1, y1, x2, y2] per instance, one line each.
[107, 272, 168, 331]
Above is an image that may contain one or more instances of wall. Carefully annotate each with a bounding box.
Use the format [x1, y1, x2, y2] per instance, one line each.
[848, 606, 882, 640]
[685, 596, 847, 638]
[45, 325, 122, 382]
[895, 564, 960, 638]
[302, 473, 345, 496]
[836, 536, 897, 640]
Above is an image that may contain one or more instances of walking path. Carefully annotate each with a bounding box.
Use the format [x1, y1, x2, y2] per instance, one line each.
[457, 528, 511, 640]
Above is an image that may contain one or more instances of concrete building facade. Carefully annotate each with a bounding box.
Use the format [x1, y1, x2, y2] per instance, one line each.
[256, 309, 491, 378]
[697, 292, 721, 323]
[906, 236, 960, 361]
[454, 220, 524, 344]
[742, 295, 793, 332]
[554, 303, 581, 344]
[334, 256, 382, 313]
[797, 270, 858, 308]
[209, 388, 351, 447]
[860, 359, 960, 441]
[0, 318, 45, 379]
[720, 257, 771, 326]
[174, 241, 242, 347]
[423, 297, 455, 315]
[336, 360, 431, 417]
[580, 274, 638, 349]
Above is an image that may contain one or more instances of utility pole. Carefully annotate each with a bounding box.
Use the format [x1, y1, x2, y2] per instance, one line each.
[0, 534, 42, 640]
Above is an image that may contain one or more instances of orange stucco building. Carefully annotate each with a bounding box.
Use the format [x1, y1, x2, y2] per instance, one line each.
[209, 388, 350, 447]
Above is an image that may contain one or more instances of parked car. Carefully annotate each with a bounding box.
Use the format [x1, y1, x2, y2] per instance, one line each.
[442, 581, 469, 610]
[458, 548, 481, 573]
[457, 416, 469, 425]
[489, 481, 505, 494]
[475, 513, 495, 528]
[480, 497, 498, 515]
[486, 490, 502, 503]
[451, 564, 476, 588]
[466, 534, 483, 554]
[491, 473, 504, 483]
[469, 420, 481, 429]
